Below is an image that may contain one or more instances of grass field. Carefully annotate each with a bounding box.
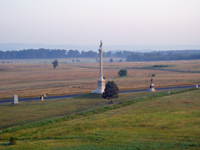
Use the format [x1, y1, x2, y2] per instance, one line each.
[0, 88, 199, 149]
[0, 60, 200, 100]
[0, 91, 155, 130]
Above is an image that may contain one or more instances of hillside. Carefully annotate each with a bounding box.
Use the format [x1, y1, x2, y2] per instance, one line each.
[0, 88, 199, 149]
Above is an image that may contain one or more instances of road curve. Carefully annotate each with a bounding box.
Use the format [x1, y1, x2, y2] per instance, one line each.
[0, 85, 198, 104]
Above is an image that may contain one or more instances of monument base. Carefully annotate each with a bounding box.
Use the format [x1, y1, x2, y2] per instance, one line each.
[92, 79, 105, 94]
[148, 83, 156, 92]
[12, 103, 19, 105]
[148, 88, 156, 92]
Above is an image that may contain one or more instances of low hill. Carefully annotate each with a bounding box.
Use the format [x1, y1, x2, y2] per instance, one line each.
[0, 88, 199, 149]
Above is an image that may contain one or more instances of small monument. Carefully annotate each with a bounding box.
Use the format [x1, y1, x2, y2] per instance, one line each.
[148, 78, 156, 92]
[196, 84, 199, 88]
[92, 41, 106, 94]
[40, 96, 44, 101]
[12, 95, 19, 104]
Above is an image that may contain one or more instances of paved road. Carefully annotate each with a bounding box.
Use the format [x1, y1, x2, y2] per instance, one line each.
[0, 85, 198, 104]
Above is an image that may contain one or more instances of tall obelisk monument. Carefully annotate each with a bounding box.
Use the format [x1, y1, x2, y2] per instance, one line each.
[92, 41, 105, 94]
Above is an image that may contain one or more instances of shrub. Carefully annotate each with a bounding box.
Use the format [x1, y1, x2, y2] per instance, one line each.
[52, 60, 58, 69]
[102, 81, 119, 103]
[118, 69, 127, 77]
[9, 137, 16, 145]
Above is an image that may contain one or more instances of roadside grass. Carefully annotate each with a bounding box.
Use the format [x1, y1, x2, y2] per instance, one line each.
[0, 91, 155, 130]
[0, 88, 199, 149]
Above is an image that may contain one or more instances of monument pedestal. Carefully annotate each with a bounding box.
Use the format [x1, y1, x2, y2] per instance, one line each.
[92, 79, 105, 94]
[148, 83, 156, 92]
[12, 95, 19, 104]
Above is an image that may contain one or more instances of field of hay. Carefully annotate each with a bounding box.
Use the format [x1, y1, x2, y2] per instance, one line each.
[0, 59, 200, 99]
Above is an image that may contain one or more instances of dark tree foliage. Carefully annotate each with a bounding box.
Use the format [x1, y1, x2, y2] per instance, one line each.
[118, 69, 127, 77]
[102, 81, 119, 103]
[126, 51, 200, 61]
[109, 58, 113, 62]
[9, 137, 16, 145]
[52, 60, 58, 69]
[0, 49, 200, 60]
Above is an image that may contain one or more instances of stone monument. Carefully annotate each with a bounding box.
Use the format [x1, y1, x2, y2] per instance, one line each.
[196, 84, 199, 88]
[40, 96, 44, 101]
[148, 78, 156, 92]
[92, 41, 106, 94]
[12, 95, 19, 104]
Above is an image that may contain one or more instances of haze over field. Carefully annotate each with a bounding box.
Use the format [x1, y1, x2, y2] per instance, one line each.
[0, 0, 200, 51]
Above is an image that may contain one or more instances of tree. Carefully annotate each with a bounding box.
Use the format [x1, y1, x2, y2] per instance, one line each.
[52, 60, 58, 69]
[118, 69, 127, 77]
[102, 81, 119, 104]
[109, 58, 113, 62]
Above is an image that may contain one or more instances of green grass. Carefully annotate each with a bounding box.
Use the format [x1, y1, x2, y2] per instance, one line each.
[0, 88, 199, 149]
[0, 91, 155, 130]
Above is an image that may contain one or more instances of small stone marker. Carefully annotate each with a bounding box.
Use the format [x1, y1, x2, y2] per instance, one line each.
[40, 96, 44, 101]
[168, 91, 170, 94]
[12, 95, 19, 104]
[196, 84, 199, 88]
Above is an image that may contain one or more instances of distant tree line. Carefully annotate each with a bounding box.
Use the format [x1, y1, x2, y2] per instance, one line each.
[0, 48, 200, 61]
[0, 49, 138, 59]
[0, 48, 66, 59]
[126, 51, 200, 61]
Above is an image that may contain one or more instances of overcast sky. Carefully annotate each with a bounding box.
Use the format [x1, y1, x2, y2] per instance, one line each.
[0, 0, 200, 46]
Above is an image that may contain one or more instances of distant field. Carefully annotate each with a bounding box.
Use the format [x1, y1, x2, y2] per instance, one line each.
[0, 88, 199, 149]
[0, 59, 200, 99]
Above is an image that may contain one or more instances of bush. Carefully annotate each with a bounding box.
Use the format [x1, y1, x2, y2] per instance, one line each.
[102, 81, 119, 103]
[153, 65, 168, 67]
[152, 74, 156, 77]
[52, 60, 58, 69]
[109, 58, 113, 62]
[9, 137, 16, 145]
[118, 69, 127, 77]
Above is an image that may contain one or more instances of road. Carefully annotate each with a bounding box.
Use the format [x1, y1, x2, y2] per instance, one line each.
[0, 85, 198, 104]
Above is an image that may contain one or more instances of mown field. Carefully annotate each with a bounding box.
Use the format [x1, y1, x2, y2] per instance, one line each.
[0, 60, 200, 99]
[0, 88, 199, 149]
[0, 91, 154, 130]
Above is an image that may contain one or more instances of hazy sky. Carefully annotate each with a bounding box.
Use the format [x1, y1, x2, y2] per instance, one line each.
[0, 0, 200, 46]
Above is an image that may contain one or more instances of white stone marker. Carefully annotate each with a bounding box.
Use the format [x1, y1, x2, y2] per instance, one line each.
[92, 41, 106, 94]
[40, 96, 44, 101]
[12, 95, 19, 104]
[196, 84, 199, 88]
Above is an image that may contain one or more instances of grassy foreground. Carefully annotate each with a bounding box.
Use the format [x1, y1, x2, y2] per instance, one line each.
[0, 88, 200, 149]
[0, 91, 154, 130]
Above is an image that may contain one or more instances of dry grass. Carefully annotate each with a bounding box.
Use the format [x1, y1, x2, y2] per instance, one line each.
[0, 60, 200, 99]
